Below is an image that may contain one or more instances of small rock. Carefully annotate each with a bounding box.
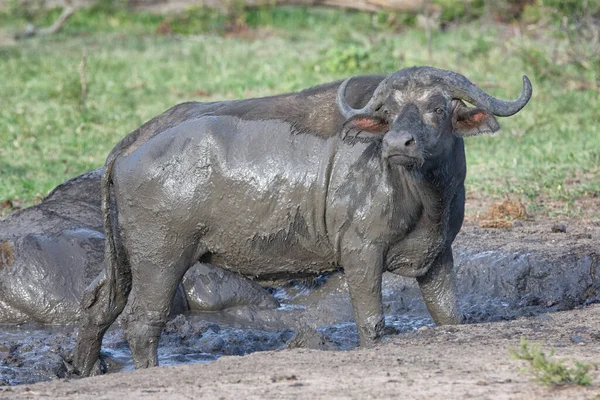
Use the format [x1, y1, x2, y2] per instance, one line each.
[271, 375, 297, 383]
[512, 220, 524, 227]
[287, 326, 334, 350]
[570, 335, 584, 344]
[551, 224, 567, 233]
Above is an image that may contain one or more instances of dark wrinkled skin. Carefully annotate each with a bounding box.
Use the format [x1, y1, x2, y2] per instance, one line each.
[74, 67, 531, 375]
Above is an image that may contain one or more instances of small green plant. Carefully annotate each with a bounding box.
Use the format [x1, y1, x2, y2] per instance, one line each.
[323, 43, 372, 74]
[321, 37, 401, 74]
[511, 337, 595, 387]
[433, 0, 486, 24]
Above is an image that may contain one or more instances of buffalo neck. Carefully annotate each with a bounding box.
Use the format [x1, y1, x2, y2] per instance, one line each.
[384, 136, 466, 275]
[324, 135, 465, 268]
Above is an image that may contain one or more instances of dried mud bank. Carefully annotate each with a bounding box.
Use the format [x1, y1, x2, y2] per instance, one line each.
[454, 221, 599, 320]
[1, 219, 599, 388]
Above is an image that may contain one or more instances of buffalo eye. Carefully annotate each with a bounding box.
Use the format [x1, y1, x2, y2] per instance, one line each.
[435, 107, 445, 115]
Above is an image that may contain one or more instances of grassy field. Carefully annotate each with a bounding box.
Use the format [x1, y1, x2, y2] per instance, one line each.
[0, 5, 598, 217]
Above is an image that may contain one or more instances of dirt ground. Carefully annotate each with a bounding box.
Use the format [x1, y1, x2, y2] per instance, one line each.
[1, 304, 599, 399]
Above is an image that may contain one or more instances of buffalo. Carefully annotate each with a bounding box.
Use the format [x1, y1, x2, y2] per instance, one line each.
[0, 74, 390, 326]
[74, 66, 532, 375]
[0, 168, 279, 324]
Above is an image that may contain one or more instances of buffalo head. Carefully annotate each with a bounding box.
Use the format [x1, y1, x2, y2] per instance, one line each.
[337, 66, 532, 168]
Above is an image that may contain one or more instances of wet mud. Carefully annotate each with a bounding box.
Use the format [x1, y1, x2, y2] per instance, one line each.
[1, 217, 598, 386]
[0, 272, 432, 386]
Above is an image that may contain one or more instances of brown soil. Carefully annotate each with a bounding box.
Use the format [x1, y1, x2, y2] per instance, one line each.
[2, 305, 600, 399]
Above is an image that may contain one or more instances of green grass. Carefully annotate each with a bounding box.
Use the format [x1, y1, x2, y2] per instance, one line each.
[0, 6, 598, 214]
[511, 337, 595, 387]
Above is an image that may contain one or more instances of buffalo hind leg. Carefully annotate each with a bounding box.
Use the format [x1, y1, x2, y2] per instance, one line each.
[416, 247, 462, 325]
[123, 259, 191, 369]
[74, 270, 130, 376]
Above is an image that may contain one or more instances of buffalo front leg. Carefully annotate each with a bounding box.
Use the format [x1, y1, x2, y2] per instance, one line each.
[342, 245, 385, 347]
[416, 247, 461, 325]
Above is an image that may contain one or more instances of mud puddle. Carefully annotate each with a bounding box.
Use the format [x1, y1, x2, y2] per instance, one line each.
[0, 274, 434, 386]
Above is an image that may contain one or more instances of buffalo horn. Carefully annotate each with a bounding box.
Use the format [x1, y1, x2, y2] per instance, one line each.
[336, 67, 532, 119]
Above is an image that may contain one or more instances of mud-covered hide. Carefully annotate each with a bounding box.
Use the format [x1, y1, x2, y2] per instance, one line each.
[0, 169, 105, 324]
[0, 170, 278, 324]
[183, 263, 278, 311]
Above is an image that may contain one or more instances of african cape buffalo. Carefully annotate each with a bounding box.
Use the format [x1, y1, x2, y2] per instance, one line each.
[0, 170, 279, 324]
[0, 75, 389, 325]
[74, 66, 532, 375]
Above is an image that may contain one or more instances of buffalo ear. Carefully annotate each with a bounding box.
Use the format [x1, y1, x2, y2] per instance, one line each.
[341, 115, 389, 141]
[452, 100, 500, 137]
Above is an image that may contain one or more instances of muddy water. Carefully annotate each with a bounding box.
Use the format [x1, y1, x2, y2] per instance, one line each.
[0, 273, 435, 386]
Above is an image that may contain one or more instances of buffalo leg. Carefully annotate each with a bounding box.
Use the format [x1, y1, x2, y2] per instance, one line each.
[416, 247, 461, 325]
[122, 250, 195, 369]
[74, 270, 130, 376]
[342, 245, 385, 347]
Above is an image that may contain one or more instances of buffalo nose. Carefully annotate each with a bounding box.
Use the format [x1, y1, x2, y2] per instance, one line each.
[394, 132, 415, 147]
[384, 131, 418, 154]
